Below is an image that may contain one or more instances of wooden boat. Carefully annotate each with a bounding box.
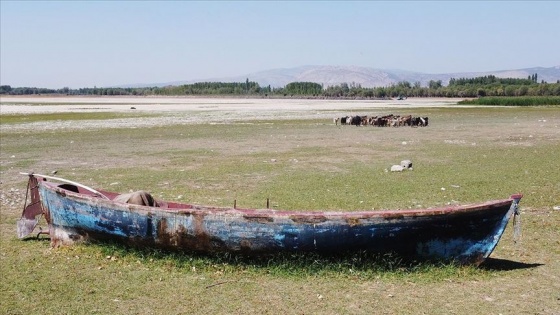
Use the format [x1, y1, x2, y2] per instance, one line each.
[18, 173, 522, 265]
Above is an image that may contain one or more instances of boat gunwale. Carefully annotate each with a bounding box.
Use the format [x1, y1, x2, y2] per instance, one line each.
[40, 179, 517, 220]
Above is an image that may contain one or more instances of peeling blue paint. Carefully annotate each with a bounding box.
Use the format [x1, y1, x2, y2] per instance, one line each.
[34, 180, 521, 265]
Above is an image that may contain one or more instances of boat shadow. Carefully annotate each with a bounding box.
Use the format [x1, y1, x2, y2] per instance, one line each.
[21, 235, 51, 242]
[480, 258, 543, 271]
[24, 237, 543, 272]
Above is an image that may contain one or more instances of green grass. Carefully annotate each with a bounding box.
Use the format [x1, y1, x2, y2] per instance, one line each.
[0, 112, 158, 124]
[458, 96, 560, 106]
[1, 105, 559, 314]
[80, 241, 480, 280]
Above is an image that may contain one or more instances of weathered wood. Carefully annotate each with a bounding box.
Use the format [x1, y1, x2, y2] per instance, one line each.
[19, 175, 522, 265]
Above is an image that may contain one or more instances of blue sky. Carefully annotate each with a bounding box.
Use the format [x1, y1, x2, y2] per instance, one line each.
[1, 1, 559, 89]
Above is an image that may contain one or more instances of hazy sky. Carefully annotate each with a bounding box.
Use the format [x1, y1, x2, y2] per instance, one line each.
[1, 1, 559, 89]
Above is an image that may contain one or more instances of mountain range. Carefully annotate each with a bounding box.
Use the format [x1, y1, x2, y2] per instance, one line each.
[124, 65, 560, 89]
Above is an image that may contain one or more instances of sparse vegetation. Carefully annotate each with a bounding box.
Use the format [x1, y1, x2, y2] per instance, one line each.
[1, 103, 559, 314]
[0, 112, 156, 125]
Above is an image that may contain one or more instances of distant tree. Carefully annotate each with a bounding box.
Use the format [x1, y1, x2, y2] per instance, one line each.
[518, 86, 529, 96]
[505, 85, 516, 96]
[397, 81, 411, 89]
[428, 80, 442, 89]
[285, 82, 322, 95]
[340, 83, 349, 94]
[0, 85, 12, 94]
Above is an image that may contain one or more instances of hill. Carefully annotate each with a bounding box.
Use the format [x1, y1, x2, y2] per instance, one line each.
[122, 65, 560, 89]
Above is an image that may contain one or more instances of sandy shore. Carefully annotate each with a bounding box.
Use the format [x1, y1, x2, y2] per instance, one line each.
[0, 96, 463, 114]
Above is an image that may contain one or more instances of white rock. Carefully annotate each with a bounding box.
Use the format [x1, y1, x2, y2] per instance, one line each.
[390, 165, 404, 172]
[400, 160, 412, 168]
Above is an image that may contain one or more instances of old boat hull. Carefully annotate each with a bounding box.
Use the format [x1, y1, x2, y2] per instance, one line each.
[20, 174, 522, 265]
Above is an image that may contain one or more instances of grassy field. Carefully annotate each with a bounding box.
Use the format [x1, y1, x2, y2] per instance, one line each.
[0, 112, 158, 125]
[458, 96, 560, 106]
[1, 105, 559, 314]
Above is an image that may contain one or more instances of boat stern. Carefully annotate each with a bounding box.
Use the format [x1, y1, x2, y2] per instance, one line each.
[17, 174, 49, 238]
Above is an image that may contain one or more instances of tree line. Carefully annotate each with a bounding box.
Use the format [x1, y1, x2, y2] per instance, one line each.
[2, 74, 559, 98]
[449, 75, 535, 86]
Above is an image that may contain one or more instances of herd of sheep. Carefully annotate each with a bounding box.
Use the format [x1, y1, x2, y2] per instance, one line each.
[334, 114, 429, 127]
